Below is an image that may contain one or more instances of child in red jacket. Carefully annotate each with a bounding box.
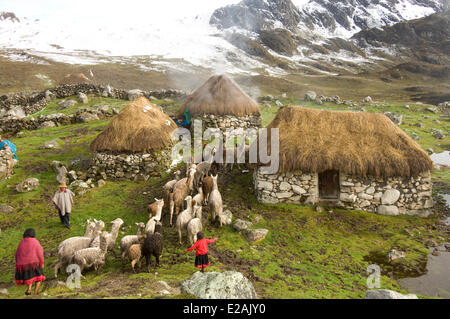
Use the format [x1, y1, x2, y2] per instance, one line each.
[185, 232, 217, 272]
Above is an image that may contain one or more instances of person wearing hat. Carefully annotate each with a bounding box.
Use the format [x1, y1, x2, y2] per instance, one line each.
[52, 181, 75, 229]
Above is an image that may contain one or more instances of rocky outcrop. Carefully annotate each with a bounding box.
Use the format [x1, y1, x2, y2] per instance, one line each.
[210, 0, 301, 32]
[180, 271, 256, 299]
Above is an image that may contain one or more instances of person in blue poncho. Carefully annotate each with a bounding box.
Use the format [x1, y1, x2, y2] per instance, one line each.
[0, 136, 18, 161]
[175, 109, 191, 129]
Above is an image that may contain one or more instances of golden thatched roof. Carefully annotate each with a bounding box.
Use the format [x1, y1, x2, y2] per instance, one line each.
[263, 106, 433, 177]
[177, 74, 260, 117]
[90, 97, 177, 153]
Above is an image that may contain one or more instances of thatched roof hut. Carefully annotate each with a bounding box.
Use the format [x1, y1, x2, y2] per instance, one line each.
[177, 74, 260, 117]
[90, 97, 177, 153]
[264, 107, 433, 177]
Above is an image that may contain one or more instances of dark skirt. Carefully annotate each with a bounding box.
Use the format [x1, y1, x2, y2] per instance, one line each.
[15, 267, 45, 286]
[195, 254, 210, 268]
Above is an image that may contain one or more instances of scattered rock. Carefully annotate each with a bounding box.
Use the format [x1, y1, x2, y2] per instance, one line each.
[275, 100, 283, 107]
[431, 129, 444, 139]
[388, 249, 406, 261]
[241, 228, 268, 242]
[233, 219, 253, 231]
[39, 121, 56, 129]
[315, 206, 324, 213]
[16, 178, 39, 193]
[220, 209, 233, 225]
[57, 99, 77, 109]
[425, 239, 438, 248]
[426, 107, 438, 113]
[180, 271, 256, 299]
[0, 204, 14, 213]
[97, 179, 106, 188]
[364, 289, 418, 299]
[0, 288, 8, 296]
[40, 139, 59, 150]
[431, 248, 440, 256]
[77, 92, 88, 104]
[77, 112, 99, 123]
[363, 96, 372, 104]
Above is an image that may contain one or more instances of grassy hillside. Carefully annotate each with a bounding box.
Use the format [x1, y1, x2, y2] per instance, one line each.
[0, 94, 448, 299]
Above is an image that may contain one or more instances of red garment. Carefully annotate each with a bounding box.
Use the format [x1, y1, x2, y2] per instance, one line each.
[186, 238, 216, 256]
[15, 237, 44, 272]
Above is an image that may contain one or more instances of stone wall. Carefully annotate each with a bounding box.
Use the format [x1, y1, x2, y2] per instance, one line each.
[0, 84, 186, 116]
[193, 113, 261, 135]
[0, 148, 15, 180]
[0, 84, 186, 134]
[253, 167, 433, 217]
[87, 147, 173, 181]
[0, 106, 115, 134]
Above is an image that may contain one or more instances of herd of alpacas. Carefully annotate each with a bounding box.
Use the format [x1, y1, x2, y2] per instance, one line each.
[54, 156, 225, 278]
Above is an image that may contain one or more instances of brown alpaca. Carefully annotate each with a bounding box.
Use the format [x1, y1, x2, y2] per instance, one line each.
[202, 176, 213, 205]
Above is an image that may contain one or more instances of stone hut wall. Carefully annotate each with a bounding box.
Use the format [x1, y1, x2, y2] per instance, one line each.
[87, 147, 173, 181]
[193, 113, 262, 136]
[0, 148, 15, 180]
[253, 167, 433, 217]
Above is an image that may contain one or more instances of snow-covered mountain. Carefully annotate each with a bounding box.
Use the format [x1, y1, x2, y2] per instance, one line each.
[0, 0, 446, 76]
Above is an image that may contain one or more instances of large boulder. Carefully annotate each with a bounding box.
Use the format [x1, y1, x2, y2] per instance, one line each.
[51, 161, 68, 183]
[381, 189, 400, 205]
[241, 228, 268, 242]
[77, 92, 88, 104]
[180, 271, 256, 299]
[364, 289, 418, 299]
[233, 219, 253, 231]
[16, 178, 39, 193]
[77, 112, 99, 123]
[220, 209, 233, 225]
[0, 205, 14, 213]
[57, 99, 77, 109]
[304, 91, 317, 101]
[5, 106, 26, 119]
[40, 139, 59, 150]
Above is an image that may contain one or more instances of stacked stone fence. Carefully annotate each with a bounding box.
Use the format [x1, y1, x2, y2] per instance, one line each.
[0, 84, 186, 134]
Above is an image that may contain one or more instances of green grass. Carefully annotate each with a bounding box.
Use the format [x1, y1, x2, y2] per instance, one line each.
[0, 96, 448, 299]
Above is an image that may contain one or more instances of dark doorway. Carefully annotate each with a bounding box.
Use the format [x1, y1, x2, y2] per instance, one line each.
[319, 170, 340, 199]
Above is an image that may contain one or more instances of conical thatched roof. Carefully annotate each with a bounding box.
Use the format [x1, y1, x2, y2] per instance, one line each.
[90, 97, 177, 153]
[177, 74, 260, 117]
[262, 107, 433, 177]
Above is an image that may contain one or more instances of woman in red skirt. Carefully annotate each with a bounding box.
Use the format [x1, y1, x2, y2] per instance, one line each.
[15, 228, 45, 295]
[185, 232, 217, 272]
